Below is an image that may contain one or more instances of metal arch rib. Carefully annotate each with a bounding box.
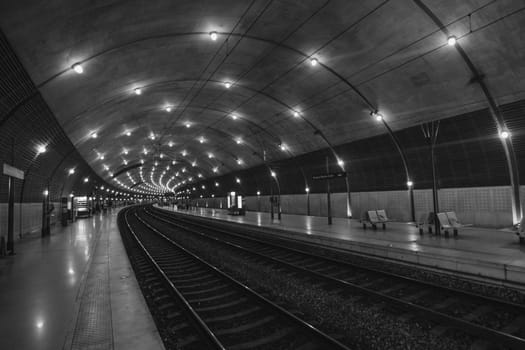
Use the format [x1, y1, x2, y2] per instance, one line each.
[413, 0, 522, 223]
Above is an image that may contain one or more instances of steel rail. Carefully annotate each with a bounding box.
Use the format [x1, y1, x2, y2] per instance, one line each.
[145, 206, 525, 349]
[121, 208, 226, 350]
[131, 208, 352, 350]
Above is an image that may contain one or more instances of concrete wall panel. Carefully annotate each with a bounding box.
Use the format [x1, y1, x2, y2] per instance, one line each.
[0, 202, 59, 241]
[191, 185, 520, 228]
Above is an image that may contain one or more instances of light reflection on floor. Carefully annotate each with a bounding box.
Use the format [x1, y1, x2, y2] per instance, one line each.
[160, 205, 525, 269]
[256, 212, 262, 226]
[305, 216, 313, 234]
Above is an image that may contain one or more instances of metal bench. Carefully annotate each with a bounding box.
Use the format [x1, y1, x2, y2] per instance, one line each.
[417, 211, 470, 237]
[227, 206, 245, 216]
[446, 211, 472, 228]
[361, 210, 389, 230]
[416, 213, 432, 235]
[436, 212, 457, 237]
[514, 216, 524, 244]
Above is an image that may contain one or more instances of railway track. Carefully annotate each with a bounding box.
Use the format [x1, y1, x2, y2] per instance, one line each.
[142, 206, 525, 349]
[118, 212, 218, 350]
[119, 206, 351, 350]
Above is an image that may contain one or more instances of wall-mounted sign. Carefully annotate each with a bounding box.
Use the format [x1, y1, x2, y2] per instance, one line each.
[3, 163, 24, 180]
[312, 172, 346, 181]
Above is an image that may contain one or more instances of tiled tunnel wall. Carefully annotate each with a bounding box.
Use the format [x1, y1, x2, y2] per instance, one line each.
[0, 31, 120, 241]
[0, 31, 116, 204]
[0, 202, 60, 238]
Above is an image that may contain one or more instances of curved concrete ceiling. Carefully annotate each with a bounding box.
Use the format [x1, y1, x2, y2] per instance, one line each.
[1, 0, 524, 195]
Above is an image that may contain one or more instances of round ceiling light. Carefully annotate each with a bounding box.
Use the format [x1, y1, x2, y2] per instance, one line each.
[72, 63, 84, 74]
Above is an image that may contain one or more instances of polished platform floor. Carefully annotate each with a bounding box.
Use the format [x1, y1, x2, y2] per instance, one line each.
[0, 208, 164, 350]
[161, 205, 525, 286]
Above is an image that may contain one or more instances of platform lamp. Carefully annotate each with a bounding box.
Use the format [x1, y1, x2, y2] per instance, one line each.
[305, 186, 311, 216]
[372, 110, 414, 222]
[40, 147, 81, 234]
[69, 192, 75, 222]
[278, 141, 311, 218]
[15, 143, 48, 248]
[41, 186, 51, 237]
[407, 180, 415, 224]
[57, 167, 77, 225]
[256, 190, 261, 211]
[270, 170, 281, 220]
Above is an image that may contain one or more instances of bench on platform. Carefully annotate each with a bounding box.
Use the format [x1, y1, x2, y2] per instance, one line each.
[416, 213, 429, 235]
[513, 216, 524, 244]
[227, 206, 245, 216]
[445, 211, 472, 228]
[361, 210, 389, 230]
[436, 212, 458, 237]
[417, 211, 471, 237]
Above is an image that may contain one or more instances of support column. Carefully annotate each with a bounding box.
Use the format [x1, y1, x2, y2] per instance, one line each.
[270, 186, 274, 220]
[306, 190, 310, 216]
[409, 186, 415, 223]
[422, 121, 440, 235]
[276, 179, 282, 221]
[413, 0, 521, 224]
[430, 141, 440, 235]
[7, 176, 15, 254]
[41, 188, 50, 237]
[345, 173, 352, 218]
[381, 118, 414, 222]
[326, 157, 332, 225]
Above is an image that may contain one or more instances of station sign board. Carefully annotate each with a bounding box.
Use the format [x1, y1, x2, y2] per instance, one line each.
[3, 163, 24, 180]
[312, 172, 346, 180]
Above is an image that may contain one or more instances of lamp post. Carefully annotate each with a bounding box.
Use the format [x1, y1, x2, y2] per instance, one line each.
[7, 143, 46, 254]
[270, 170, 281, 220]
[305, 187, 310, 216]
[373, 111, 415, 222]
[407, 180, 415, 223]
[326, 157, 332, 225]
[422, 121, 440, 235]
[41, 186, 51, 237]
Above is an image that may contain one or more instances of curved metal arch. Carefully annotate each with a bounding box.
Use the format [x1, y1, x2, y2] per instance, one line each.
[127, 158, 209, 186]
[44, 148, 121, 198]
[32, 31, 366, 96]
[182, 123, 266, 160]
[130, 151, 233, 190]
[163, 158, 220, 182]
[82, 103, 281, 151]
[2, 28, 413, 206]
[413, 0, 522, 224]
[104, 114, 272, 180]
[181, 131, 311, 199]
[108, 161, 175, 194]
[87, 133, 234, 179]
[129, 181, 144, 189]
[112, 163, 142, 178]
[67, 88, 290, 169]
[29, 30, 377, 155]
[62, 78, 289, 144]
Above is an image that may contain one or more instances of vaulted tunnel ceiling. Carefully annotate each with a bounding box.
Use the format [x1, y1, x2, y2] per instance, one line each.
[1, 0, 524, 196]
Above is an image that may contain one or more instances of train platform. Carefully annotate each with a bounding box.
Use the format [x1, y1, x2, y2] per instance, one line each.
[0, 208, 164, 350]
[158, 206, 525, 288]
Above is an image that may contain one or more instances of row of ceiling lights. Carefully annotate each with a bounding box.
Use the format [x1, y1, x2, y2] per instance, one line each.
[69, 31, 513, 195]
[34, 144, 138, 194]
[74, 48, 309, 194]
